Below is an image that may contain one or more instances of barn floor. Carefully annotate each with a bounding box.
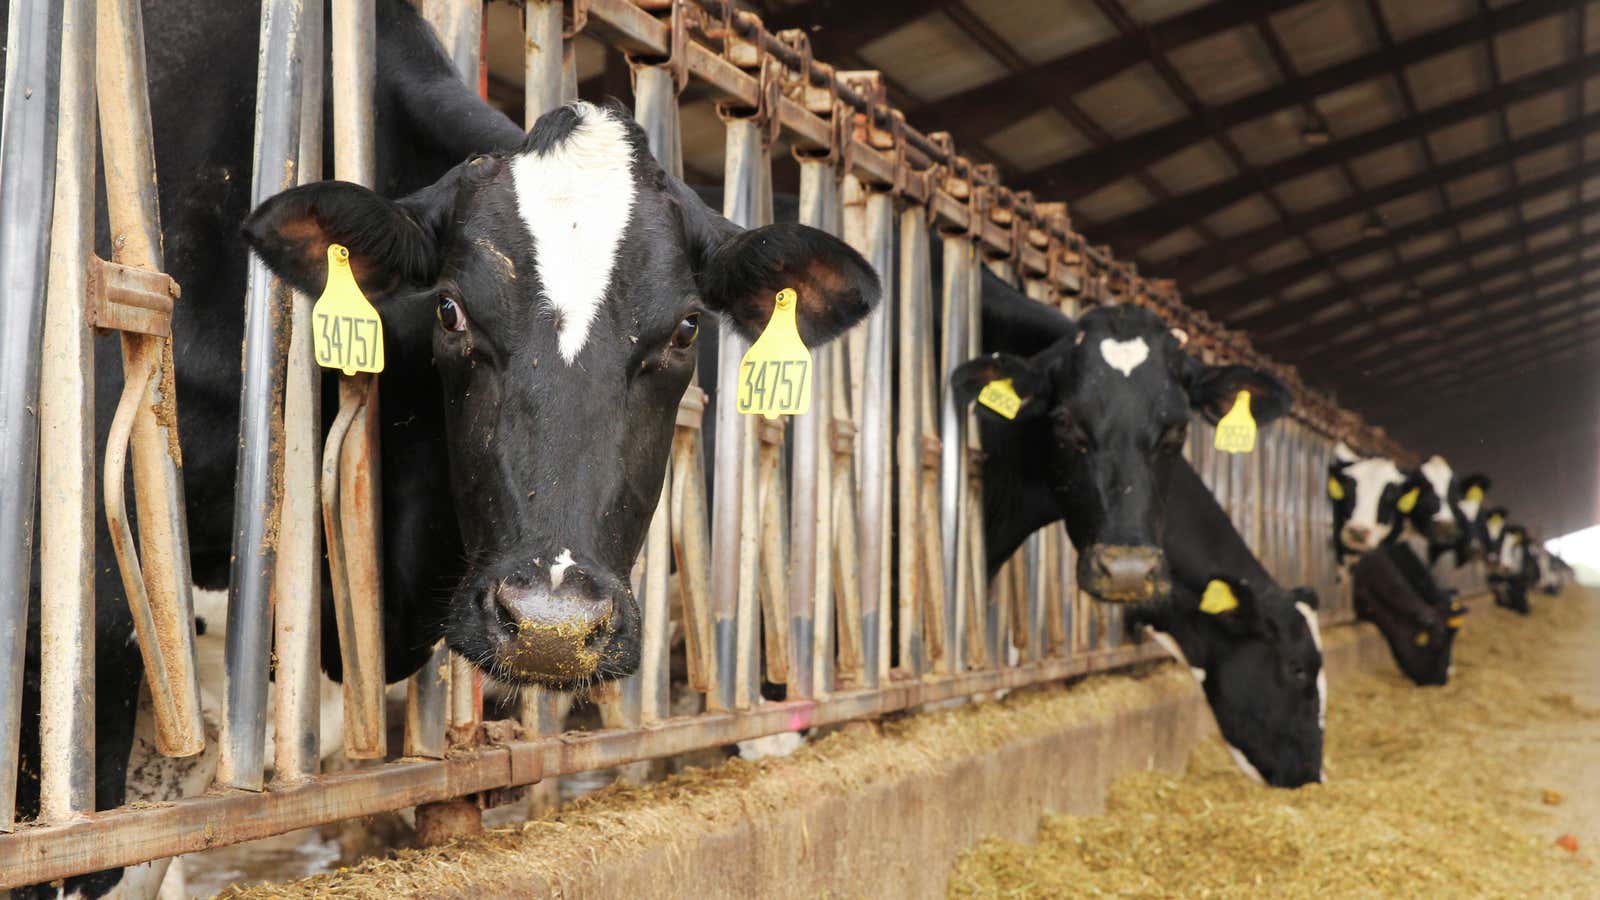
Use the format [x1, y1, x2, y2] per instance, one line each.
[951, 587, 1600, 898]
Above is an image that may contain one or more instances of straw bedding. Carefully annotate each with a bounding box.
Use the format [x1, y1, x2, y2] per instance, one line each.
[950, 589, 1600, 898]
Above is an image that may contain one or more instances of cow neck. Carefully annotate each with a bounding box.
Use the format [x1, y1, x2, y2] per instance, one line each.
[1163, 454, 1275, 594]
[978, 415, 1065, 578]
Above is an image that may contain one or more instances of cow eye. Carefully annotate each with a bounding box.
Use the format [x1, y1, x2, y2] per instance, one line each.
[437, 292, 468, 332]
[670, 313, 700, 349]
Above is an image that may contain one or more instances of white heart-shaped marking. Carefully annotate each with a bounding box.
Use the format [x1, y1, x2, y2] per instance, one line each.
[1099, 337, 1149, 377]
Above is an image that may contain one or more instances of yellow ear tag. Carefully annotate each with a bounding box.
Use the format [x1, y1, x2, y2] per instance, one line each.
[977, 378, 1023, 420]
[1328, 477, 1345, 501]
[1213, 390, 1256, 454]
[1490, 514, 1503, 527]
[312, 244, 385, 376]
[1446, 615, 1465, 629]
[1200, 580, 1239, 615]
[737, 288, 812, 420]
[1465, 485, 1485, 503]
[1397, 486, 1420, 515]
[1414, 630, 1430, 647]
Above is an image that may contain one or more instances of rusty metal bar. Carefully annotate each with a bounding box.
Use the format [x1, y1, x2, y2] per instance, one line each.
[631, 62, 681, 723]
[0, 0, 61, 824]
[0, 638, 1174, 888]
[97, 0, 205, 761]
[896, 206, 930, 676]
[524, 0, 566, 124]
[791, 157, 839, 699]
[708, 114, 765, 710]
[939, 234, 973, 673]
[272, 0, 327, 786]
[854, 189, 894, 686]
[218, 0, 305, 790]
[37, 0, 97, 823]
[322, 0, 388, 762]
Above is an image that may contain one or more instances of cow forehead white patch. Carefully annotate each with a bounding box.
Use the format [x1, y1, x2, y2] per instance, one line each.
[511, 101, 636, 363]
[1420, 455, 1455, 520]
[1099, 337, 1149, 377]
[1345, 455, 1403, 530]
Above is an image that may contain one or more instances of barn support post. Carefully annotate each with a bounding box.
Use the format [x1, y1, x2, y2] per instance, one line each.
[938, 234, 973, 673]
[630, 59, 684, 723]
[854, 188, 895, 687]
[896, 206, 932, 676]
[0, 0, 63, 832]
[38, 0, 98, 822]
[322, 0, 387, 762]
[273, 0, 328, 786]
[793, 157, 841, 698]
[219, 0, 305, 790]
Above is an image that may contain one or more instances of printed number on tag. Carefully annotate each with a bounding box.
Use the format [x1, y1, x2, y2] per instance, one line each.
[737, 288, 812, 419]
[312, 244, 386, 376]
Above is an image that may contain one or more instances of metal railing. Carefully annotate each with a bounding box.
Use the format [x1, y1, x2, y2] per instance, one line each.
[0, 0, 1414, 887]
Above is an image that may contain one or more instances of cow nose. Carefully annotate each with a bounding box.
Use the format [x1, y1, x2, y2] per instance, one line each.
[1342, 523, 1372, 547]
[492, 582, 615, 683]
[1085, 544, 1168, 603]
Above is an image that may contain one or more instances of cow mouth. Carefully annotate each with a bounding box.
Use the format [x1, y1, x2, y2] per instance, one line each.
[1081, 544, 1171, 604]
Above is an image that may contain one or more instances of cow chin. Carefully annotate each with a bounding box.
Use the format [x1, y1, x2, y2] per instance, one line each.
[448, 554, 643, 690]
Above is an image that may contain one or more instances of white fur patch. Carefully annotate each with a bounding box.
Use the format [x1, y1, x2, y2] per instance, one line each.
[1145, 626, 1205, 683]
[1224, 742, 1267, 785]
[550, 548, 576, 590]
[1099, 337, 1149, 377]
[1343, 455, 1404, 547]
[1296, 601, 1327, 728]
[1420, 455, 1455, 524]
[1457, 497, 1481, 522]
[511, 101, 636, 363]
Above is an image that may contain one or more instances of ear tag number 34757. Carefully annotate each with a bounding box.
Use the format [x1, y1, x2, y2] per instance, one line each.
[313, 243, 385, 376]
[737, 288, 811, 420]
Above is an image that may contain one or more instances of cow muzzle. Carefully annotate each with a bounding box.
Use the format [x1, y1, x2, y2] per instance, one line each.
[1340, 523, 1378, 551]
[1083, 544, 1170, 604]
[473, 552, 641, 687]
[1430, 519, 1459, 544]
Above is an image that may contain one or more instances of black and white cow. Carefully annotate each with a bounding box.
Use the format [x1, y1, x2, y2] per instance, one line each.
[1489, 522, 1534, 615]
[9, 4, 877, 895]
[1326, 446, 1463, 685]
[950, 277, 1324, 788]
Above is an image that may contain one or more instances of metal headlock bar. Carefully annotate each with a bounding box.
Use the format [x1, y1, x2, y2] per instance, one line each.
[0, 0, 1427, 884]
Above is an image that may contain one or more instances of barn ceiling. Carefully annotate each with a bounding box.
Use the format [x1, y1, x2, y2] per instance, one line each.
[481, 0, 1600, 535]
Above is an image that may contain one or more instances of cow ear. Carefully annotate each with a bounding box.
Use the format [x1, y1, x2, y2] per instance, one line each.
[243, 179, 448, 300]
[1182, 362, 1291, 427]
[670, 180, 879, 346]
[950, 352, 1054, 423]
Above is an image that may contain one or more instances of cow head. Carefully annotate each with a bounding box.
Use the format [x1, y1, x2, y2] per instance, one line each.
[952, 305, 1291, 603]
[245, 101, 878, 688]
[1417, 455, 1465, 548]
[1350, 548, 1459, 686]
[1326, 443, 1414, 556]
[1131, 576, 1324, 787]
[1456, 473, 1492, 556]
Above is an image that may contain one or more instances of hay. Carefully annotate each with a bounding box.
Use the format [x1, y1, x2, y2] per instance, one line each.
[222, 664, 1192, 899]
[950, 590, 1600, 899]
